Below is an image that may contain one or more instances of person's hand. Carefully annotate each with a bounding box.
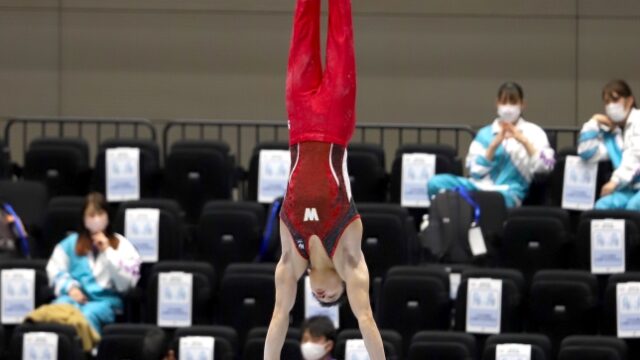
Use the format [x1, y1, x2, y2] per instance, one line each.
[92, 232, 110, 253]
[601, 180, 618, 197]
[593, 113, 614, 129]
[68, 286, 87, 304]
[511, 128, 528, 144]
[501, 122, 528, 144]
[162, 350, 176, 360]
[490, 127, 506, 148]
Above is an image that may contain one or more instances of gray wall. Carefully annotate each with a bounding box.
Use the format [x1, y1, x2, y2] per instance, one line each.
[1, 0, 639, 129]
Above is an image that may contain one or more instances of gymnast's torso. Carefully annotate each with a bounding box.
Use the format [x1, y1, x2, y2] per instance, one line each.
[280, 141, 359, 260]
[281, 0, 358, 261]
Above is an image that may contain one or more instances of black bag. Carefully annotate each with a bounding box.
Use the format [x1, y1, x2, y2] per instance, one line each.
[419, 190, 493, 264]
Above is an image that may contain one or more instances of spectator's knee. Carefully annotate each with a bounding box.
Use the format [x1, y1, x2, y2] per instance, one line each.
[595, 197, 611, 210]
[625, 197, 640, 211]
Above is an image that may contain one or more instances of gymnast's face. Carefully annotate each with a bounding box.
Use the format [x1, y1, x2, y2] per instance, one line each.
[309, 268, 345, 304]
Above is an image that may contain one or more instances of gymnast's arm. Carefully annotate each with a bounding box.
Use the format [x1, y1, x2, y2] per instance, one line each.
[264, 250, 299, 359]
[343, 252, 386, 360]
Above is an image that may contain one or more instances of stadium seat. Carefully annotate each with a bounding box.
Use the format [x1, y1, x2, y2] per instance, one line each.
[548, 152, 614, 208]
[112, 199, 186, 321]
[9, 323, 84, 360]
[0, 259, 53, 307]
[0, 140, 11, 180]
[425, 263, 477, 301]
[335, 329, 402, 360]
[23, 138, 91, 197]
[196, 201, 265, 276]
[358, 204, 418, 278]
[602, 272, 640, 359]
[408, 331, 477, 360]
[144, 261, 216, 326]
[169, 325, 238, 360]
[113, 198, 186, 262]
[389, 144, 462, 227]
[243, 327, 301, 360]
[377, 266, 451, 351]
[558, 336, 628, 360]
[219, 264, 276, 343]
[96, 324, 167, 360]
[164, 140, 234, 222]
[41, 196, 85, 259]
[246, 142, 289, 202]
[454, 268, 526, 334]
[472, 191, 509, 254]
[500, 207, 572, 280]
[0, 180, 48, 241]
[573, 210, 640, 272]
[528, 270, 599, 349]
[523, 173, 553, 206]
[482, 333, 552, 360]
[92, 138, 162, 199]
[346, 143, 388, 202]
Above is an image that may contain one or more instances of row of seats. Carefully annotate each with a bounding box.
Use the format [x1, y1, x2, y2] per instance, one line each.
[1, 322, 629, 360]
[3, 178, 640, 286]
[0, 183, 420, 275]
[2, 259, 640, 357]
[4, 137, 608, 223]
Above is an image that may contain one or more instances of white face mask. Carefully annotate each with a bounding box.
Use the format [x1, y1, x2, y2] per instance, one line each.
[84, 214, 108, 234]
[497, 105, 522, 123]
[301, 342, 328, 360]
[606, 102, 630, 123]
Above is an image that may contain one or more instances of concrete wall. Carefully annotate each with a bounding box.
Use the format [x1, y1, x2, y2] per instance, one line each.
[1, 0, 639, 129]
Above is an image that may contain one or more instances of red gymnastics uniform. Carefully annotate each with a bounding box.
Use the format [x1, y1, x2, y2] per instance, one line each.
[280, 0, 359, 259]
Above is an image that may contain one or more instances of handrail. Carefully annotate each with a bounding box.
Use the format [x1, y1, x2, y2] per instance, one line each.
[4, 116, 156, 164]
[162, 119, 476, 165]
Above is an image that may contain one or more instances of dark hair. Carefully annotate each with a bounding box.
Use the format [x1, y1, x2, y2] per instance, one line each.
[497, 82, 524, 103]
[76, 192, 119, 255]
[603, 79, 636, 108]
[301, 315, 337, 344]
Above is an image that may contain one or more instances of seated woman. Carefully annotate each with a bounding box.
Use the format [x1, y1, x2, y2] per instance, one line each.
[578, 79, 640, 210]
[46, 192, 141, 334]
[427, 82, 555, 208]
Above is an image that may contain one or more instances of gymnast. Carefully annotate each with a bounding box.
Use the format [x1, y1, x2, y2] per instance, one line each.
[264, 0, 385, 358]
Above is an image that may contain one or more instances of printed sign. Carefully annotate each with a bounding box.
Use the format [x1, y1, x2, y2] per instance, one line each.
[106, 147, 140, 202]
[257, 150, 291, 204]
[158, 272, 193, 327]
[401, 153, 436, 208]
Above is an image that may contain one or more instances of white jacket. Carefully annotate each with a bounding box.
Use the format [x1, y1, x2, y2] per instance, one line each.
[46, 233, 141, 303]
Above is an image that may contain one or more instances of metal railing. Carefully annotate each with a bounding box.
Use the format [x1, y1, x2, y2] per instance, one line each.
[163, 119, 476, 167]
[4, 116, 156, 164]
[3, 116, 580, 167]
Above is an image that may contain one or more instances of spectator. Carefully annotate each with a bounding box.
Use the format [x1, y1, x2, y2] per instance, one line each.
[46, 192, 141, 334]
[428, 82, 555, 207]
[578, 79, 640, 209]
[301, 315, 337, 360]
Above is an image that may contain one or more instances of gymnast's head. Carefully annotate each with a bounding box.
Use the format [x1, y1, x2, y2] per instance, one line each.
[309, 267, 347, 307]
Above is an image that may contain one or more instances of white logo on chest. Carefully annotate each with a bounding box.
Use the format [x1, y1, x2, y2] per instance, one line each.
[303, 208, 319, 222]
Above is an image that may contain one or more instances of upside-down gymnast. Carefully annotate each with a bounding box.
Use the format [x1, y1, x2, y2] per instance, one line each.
[264, 0, 385, 358]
